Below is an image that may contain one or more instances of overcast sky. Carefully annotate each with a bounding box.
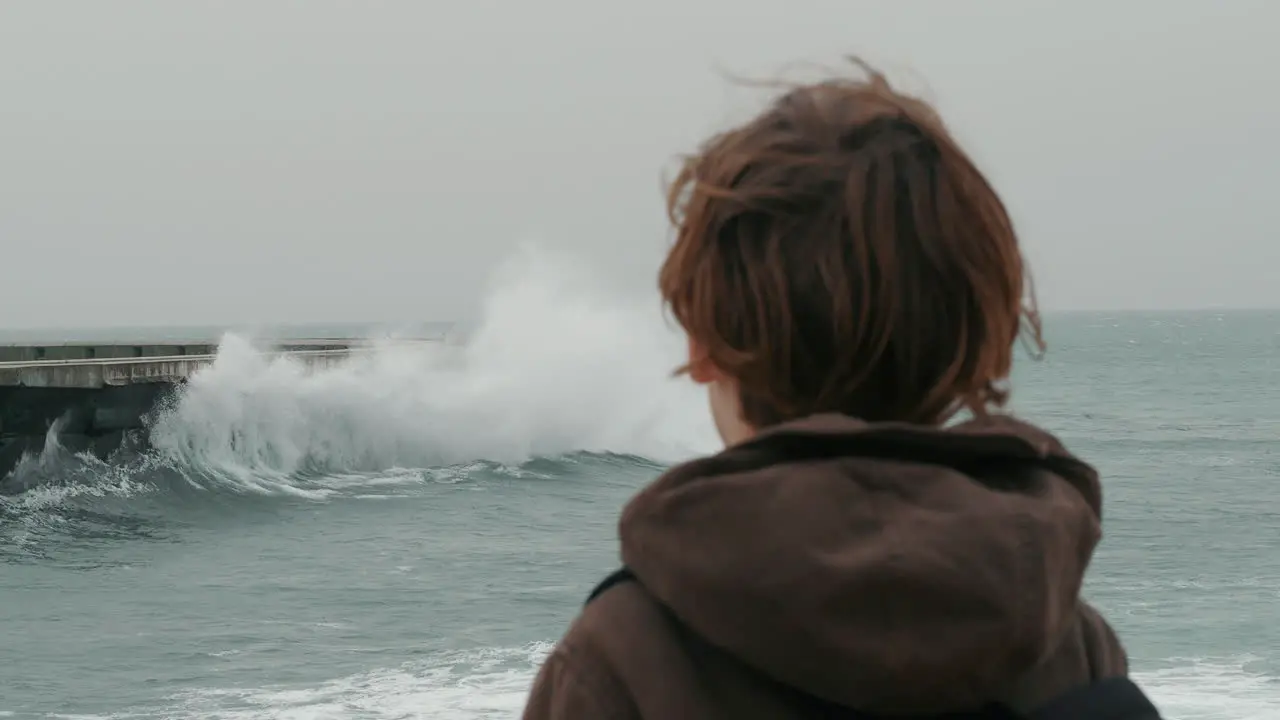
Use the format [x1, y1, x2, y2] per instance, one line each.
[1, 1, 1276, 329]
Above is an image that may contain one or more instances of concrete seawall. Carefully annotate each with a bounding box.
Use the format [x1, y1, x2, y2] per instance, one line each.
[0, 338, 432, 488]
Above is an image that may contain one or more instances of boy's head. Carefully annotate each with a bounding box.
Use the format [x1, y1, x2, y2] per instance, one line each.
[659, 59, 1041, 445]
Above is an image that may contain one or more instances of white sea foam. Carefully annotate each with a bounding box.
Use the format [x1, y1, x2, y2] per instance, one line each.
[1135, 656, 1280, 720]
[145, 243, 719, 488]
[155, 643, 552, 720]
[130, 647, 1278, 720]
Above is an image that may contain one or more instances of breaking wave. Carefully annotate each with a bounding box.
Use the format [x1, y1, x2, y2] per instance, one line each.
[150, 243, 715, 481]
[108, 648, 1280, 720]
[3, 243, 718, 503]
[159, 244, 714, 477]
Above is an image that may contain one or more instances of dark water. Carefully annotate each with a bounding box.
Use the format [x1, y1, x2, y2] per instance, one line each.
[2, 311, 1277, 719]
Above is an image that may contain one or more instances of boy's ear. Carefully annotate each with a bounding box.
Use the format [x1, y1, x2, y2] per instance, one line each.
[687, 336, 718, 385]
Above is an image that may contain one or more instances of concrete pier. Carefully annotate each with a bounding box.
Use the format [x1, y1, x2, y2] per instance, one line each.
[0, 337, 434, 487]
[0, 340, 365, 389]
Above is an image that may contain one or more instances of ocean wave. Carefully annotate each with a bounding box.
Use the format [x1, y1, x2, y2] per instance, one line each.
[69, 647, 1277, 720]
[1134, 655, 1280, 719]
[3, 243, 712, 510]
[0, 449, 652, 567]
[117, 643, 552, 720]
[146, 244, 717, 481]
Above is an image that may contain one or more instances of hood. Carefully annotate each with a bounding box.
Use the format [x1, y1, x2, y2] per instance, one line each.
[619, 413, 1103, 714]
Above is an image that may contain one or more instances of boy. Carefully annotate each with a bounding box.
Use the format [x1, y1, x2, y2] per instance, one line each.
[522, 60, 1159, 719]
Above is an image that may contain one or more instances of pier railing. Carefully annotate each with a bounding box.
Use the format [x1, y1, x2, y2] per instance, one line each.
[0, 343, 430, 389]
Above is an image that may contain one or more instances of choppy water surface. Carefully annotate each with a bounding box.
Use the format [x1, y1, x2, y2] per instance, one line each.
[2, 261, 1277, 719]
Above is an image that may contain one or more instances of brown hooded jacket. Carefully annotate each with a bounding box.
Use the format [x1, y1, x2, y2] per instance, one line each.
[523, 414, 1129, 719]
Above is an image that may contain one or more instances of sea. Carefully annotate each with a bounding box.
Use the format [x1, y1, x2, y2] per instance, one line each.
[2, 254, 1278, 719]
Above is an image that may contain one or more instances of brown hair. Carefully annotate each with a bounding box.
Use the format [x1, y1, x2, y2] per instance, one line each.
[658, 58, 1042, 428]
